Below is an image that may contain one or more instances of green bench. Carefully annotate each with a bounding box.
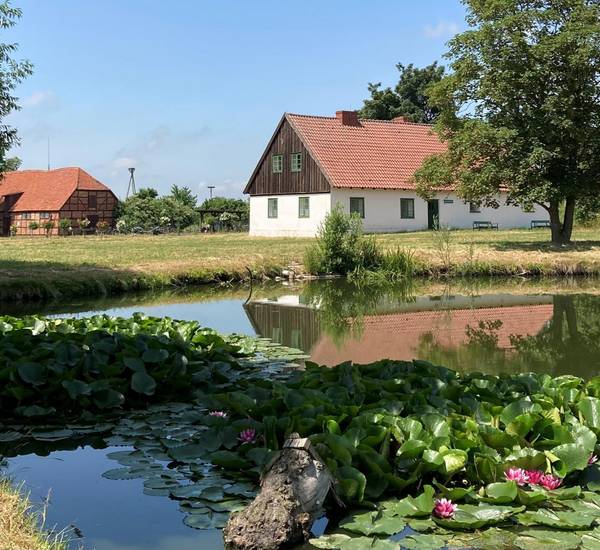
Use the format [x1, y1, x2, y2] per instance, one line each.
[473, 221, 499, 230]
[530, 220, 551, 229]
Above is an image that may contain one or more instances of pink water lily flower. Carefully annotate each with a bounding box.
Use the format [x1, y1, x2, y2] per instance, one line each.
[589, 454, 598, 465]
[209, 410, 228, 418]
[433, 498, 457, 519]
[526, 469, 544, 485]
[238, 428, 257, 444]
[504, 467, 529, 486]
[540, 474, 562, 490]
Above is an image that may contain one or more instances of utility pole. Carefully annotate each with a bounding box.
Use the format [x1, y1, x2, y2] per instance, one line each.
[207, 185, 215, 199]
[126, 167, 137, 199]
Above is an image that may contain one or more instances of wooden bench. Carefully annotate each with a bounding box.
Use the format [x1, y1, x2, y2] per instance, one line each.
[473, 221, 498, 230]
[530, 220, 551, 229]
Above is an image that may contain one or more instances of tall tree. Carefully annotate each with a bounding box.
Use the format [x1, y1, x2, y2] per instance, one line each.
[169, 184, 197, 208]
[358, 62, 445, 123]
[0, 2, 32, 174]
[414, 0, 600, 245]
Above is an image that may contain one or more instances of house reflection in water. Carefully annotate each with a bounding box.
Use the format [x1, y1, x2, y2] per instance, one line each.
[243, 293, 554, 369]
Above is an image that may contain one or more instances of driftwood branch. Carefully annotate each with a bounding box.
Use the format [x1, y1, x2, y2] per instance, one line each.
[224, 435, 335, 550]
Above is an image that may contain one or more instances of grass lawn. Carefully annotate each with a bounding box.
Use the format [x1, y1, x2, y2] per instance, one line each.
[0, 227, 599, 301]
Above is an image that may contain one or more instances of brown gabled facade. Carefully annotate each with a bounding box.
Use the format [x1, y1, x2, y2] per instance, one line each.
[244, 116, 330, 196]
[0, 167, 118, 236]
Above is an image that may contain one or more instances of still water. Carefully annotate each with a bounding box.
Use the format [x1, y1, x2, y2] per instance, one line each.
[4, 278, 600, 549]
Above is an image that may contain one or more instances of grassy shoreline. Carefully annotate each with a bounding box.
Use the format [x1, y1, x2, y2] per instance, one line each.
[0, 479, 69, 550]
[1, 229, 600, 302]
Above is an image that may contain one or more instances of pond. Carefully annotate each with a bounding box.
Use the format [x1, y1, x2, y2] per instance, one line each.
[4, 277, 600, 549]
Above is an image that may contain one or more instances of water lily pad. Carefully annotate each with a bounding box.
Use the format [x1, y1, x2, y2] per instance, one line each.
[340, 510, 405, 536]
[309, 534, 399, 550]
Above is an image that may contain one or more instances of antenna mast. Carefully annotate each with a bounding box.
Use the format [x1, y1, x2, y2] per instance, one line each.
[126, 167, 136, 199]
[47, 136, 50, 171]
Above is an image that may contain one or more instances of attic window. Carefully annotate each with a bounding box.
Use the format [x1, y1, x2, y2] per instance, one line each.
[88, 195, 97, 209]
[291, 153, 302, 172]
[272, 154, 283, 174]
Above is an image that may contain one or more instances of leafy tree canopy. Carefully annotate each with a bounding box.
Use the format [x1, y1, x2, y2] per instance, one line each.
[0, 2, 32, 175]
[414, 0, 600, 245]
[199, 196, 248, 212]
[170, 184, 197, 208]
[358, 62, 445, 123]
[116, 188, 198, 231]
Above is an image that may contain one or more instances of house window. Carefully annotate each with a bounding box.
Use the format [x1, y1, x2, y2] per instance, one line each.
[291, 152, 302, 172]
[272, 154, 283, 174]
[40, 212, 51, 219]
[469, 202, 481, 213]
[88, 195, 97, 209]
[268, 198, 278, 218]
[400, 198, 415, 219]
[298, 196, 310, 218]
[22, 212, 32, 220]
[349, 197, 365, 218]
[443, 199, 454, 204]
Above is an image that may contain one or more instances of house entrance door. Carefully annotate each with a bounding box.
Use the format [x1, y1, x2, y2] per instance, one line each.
[427, 199, 439, 229]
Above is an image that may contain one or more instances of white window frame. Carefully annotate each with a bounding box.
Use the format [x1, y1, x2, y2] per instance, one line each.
[291, 152, 302, 172]
[272, 154, 283, 174]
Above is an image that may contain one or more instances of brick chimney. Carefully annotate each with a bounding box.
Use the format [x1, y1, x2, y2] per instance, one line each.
[392, 116, 411, 123]
[336, 110, 360, 126]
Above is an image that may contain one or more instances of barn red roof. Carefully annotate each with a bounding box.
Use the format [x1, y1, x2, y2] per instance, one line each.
[0, 167, 113, 212]
[285, 112, 447, 190]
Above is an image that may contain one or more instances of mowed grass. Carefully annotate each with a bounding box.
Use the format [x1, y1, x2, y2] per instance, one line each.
[1, 227, 600, 300]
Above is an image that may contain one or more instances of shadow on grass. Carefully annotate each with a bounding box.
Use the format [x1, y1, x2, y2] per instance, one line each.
[486, 240, 600, 253]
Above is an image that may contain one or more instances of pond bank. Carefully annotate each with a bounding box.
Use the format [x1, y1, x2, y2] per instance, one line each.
[0, 479, 69, 550]
[2, 229, 600, 303]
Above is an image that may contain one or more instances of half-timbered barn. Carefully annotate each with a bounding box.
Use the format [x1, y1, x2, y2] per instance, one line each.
[244, 111, 546, 236]
[0, 167, 118, 236]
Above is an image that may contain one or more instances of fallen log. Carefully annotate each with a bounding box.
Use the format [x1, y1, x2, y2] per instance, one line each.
[223, 434, 337, 550]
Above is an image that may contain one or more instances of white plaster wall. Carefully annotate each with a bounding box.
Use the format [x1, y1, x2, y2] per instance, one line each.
[249, 193, 331, 237]
[331, 189, 547, 233]
[436, 192, 545, 229]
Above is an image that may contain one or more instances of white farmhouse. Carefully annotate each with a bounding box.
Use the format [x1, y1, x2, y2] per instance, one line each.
[245, 110, 546, 237]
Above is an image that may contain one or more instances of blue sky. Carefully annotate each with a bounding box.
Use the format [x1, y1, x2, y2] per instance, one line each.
[6, 0, 466, 200]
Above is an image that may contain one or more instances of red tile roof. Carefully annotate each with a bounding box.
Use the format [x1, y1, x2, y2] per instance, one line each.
[286, 113, 447, 190]
[310, 305, 554, 366]
[0, 167, 114, 212]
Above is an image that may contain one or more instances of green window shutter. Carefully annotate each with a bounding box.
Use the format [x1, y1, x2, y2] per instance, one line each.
[400, 198, 415, 219]
[298, 196, 310, 218]
[268, 198, 278, 218]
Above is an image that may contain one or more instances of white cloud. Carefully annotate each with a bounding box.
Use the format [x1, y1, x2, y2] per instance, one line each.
[423, 21, 460, 39]
[21, 90, 59, 109]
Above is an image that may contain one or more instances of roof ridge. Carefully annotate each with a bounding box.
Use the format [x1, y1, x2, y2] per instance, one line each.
[286, 112, 435, 127]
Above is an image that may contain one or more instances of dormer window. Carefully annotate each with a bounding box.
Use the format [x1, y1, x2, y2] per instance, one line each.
[272, 154, 283, 174]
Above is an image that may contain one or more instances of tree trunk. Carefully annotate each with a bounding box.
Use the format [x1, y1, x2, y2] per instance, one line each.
[223, 437, 335, 550]
[548, 199, 575, 246]
[561, 197, 576, 244]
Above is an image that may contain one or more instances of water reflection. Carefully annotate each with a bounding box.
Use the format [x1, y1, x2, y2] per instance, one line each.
[244, 280, 600, 378]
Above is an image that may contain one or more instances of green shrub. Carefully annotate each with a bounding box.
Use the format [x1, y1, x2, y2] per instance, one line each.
[304, 205, 381, 275]
[305, 207, 415, 282]
[28, 221, 39, 232]
[58, 218, 71, 235]
[42, 220, 55, 237]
